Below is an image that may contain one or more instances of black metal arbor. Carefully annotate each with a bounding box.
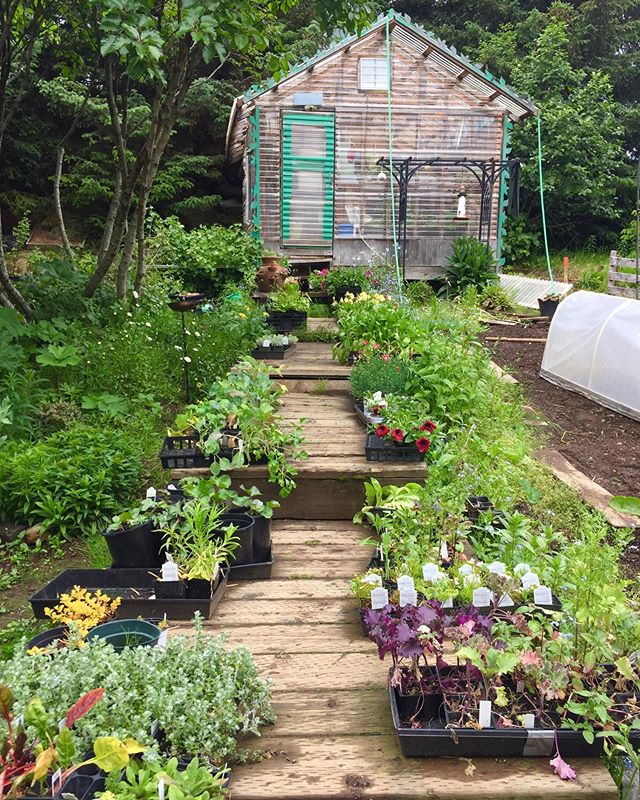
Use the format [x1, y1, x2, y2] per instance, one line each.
[376, 156, 521, 271]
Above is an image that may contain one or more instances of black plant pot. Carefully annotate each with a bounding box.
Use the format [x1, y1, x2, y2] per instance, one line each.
[25, 625, 68, 652]
[230, 508, 271, 562]
[395, 687, 444, 722]
[218, 513, 254, 566]
[103, 521, 163, 568]
[185, 578, 213, 599]
[538, 297, 560, 319]
[333, 285, 362, 302]
[156, 580, 186, 599]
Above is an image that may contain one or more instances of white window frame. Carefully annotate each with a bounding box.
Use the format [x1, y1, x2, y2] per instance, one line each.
[359, 57, 388, 91]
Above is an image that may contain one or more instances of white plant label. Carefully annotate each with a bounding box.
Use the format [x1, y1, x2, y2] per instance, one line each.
[458, 564, 473, 576]
[167, 483, 178, 491]
[488, 561, 506, 576]
[422, 563, 441, 581]
[158, 778, 165, 800]
[282, 336, 289, 345]
[443, 597, 454, 608]
[523, 713, 535, 729]
[262, 339, 271, 348]
[161, 559, 179, 582]
[514, 562, 531, 577]
[399, 588, 418, 608]
[146, 486, 157, 501]
[363, 573, 382, 586]
[439, 540, 449, 562]
[157, 630, 168, 649]
[397, 575, 414, 591]
[534, 586, 553, 606]
[51, 768, 63, 797]
[498, 593, 515, 608]
[472, 587, 493, 607]
[370, 587, 389, 609]
[521, 572, 540, 590]
[479, 700, 492, 728]
[150, 720, 159, 737]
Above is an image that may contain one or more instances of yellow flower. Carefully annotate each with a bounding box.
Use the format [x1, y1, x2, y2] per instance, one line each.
[239, 313, 246, 318]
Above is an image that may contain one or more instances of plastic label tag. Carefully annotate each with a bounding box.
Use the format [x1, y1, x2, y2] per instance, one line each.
[146, 486, 157, 501]
[472, 587, 492, 607]
[399, 588, 418, 608]
[521, 572, 540, 590]
[58, 717, 66, 732]
[498, 593, 514, 608]
[282, 336, 289, 345]
[534, 586, 553, 605]
[488, 561, 506, 575]
[523, 729, 554, 757]
[479, 700, 492, 728]
[363, 573, 382, 586]
[150, 720, 159, 737]
[458, 564, 473, 575]
[514, 562, 531, 576]
[522, 713, 535, 729]
[157, 630, 169, 649]
[51, 768, 63, 797]
[443, 597, 454, 608]
[262, 339, 270, 348]
[397, 575, 414, 591]
[370, 587, 388, 609]
[439, 540, 449, 561]
[422, 563, 441, 581]
[158, 778, 165, 800]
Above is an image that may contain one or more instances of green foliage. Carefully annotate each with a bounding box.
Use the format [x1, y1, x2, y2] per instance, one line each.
[103, 756, 228, 800]
[618, 211, 639, 258]
[12, 210, 31, 248]
[575, 267, 607, 293]
[502, 216, 541, 266]
[404, 279, 435, 305]
[609, 496, 640, 517]
[349, 354, 410, 399]
[443, 237, 498, 297]
[268, 281, 311, 313]
[478, 284, 516, 313]
[35, 344, 81, 368]
[0, 423, 145, 536]
[146, 216, 263, 296]
[2, 624, 275, 760]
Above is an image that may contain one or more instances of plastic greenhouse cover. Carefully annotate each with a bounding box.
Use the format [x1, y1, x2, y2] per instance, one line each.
[540, 290, 640, 422]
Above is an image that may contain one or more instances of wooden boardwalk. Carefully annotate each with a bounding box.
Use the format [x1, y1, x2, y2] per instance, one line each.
[172, 343, 617, 799]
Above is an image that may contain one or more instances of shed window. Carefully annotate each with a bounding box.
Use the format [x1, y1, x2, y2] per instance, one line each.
[359, 58, 388, 90]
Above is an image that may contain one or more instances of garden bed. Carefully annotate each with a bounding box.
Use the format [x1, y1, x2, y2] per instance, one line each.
[29, 568, 228, 620]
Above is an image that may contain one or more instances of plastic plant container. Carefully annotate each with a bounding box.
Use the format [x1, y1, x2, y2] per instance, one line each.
[30, 568, 228, 621]
[219, 512, 254, 566]
[365, 434, 425, 463]
[229, 545, 275, 580]
[86, 619, 162, 651]
[159, 435, 212, 470]
[25, 625, 68, 652]
[102, 521, 163, 569]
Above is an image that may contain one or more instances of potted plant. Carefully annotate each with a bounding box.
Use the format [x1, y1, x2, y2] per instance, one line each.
[102, 498, 167, 568]
[43, 586, 121, 640]
[250, 333, 297, 360]
[86, 619, 163, 652]
[365, 395, 437, 463]
[538, 293, 562, 319]
[101, 756, 229, 800]
[230, 485, 279, 563]
[326, 266, 370, 301]
[160, 497, 240, 598]
[267, 279, 311, 332]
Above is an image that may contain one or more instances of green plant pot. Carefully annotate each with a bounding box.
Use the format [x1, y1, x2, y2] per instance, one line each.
[86, 619, 162, 652]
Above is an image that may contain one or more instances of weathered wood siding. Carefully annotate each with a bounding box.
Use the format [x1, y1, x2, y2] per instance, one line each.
[251, 27, 505, 274]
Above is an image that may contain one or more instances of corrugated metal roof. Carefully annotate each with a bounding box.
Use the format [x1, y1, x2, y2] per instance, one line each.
[500, 274, 573, 308]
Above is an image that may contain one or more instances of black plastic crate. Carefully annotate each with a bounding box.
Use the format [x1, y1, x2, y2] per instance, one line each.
[30, 568, 228, 621]
[250, 344, 296, 361]
[353, 400, 385, 428]
[159, 434, 211, 470]
[229, 546, 275, 580]
[365, 434, 425, 463]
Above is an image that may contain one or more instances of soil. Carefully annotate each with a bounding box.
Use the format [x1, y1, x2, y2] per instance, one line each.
[481, 320, 640, 498]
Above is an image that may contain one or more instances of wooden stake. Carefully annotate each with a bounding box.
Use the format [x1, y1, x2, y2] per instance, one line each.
[486, 336, 547, 343]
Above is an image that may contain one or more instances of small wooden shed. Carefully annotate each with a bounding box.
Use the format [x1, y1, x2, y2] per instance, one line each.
[226, 10, 537, 279]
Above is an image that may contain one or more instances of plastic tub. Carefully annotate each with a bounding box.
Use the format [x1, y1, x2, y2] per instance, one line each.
[86, 619, 162, 652]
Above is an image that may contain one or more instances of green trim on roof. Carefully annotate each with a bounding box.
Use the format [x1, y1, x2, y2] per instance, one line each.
[242, 9, 536, 115]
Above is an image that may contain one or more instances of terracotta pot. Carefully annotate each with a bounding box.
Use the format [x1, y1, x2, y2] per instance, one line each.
[257, 258, 287, 292]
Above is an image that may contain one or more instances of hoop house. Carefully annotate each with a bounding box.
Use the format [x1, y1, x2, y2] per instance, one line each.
[540, 290, 640, 422]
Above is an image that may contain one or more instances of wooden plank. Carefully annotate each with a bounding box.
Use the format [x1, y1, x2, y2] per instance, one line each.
[307, 317, 338, 331]
[269, 688, 390, 735]
[536, 448, 638, 528]
[225, 579, 351, 601]
[608, 270, 639, 283]
[173, 458, 427, 479]
[170, 623, 373, 654]
[271, 558, 367, 579]
[211, 598, 361, 627]
[230, 736, 617, 799]
[273, 520, 363, 532]
[251, 651, 389, 691]
[272, 543, 369, 563]
[486, 336, 547, 343]
[489, 360, 518, 384]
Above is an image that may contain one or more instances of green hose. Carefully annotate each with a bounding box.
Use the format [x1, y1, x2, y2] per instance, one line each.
[537, 114, 556, 293]
[385, 15, 403, 300]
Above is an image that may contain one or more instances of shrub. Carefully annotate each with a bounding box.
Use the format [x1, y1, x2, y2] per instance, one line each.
[502, 216, 540, 267]
[0, 422, 145, 536]
[349, 354, 410, 399]
[575, 267, 607, 293]
[479, 284, 516, 313]
[443, 237, 498, 297]
[618, 210, 638, 258]
[268, 281, 310, 313]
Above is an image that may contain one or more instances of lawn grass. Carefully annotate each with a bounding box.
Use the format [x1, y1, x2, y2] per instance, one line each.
[505, 249, 610, 292]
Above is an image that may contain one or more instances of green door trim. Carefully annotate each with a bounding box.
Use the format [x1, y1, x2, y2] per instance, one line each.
[247, 106, 261, 238]
[281, 111, 335, 245]
[496, 114, 512, 269]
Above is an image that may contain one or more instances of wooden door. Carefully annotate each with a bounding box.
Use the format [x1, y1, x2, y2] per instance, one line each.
[281, 112, 335, 251]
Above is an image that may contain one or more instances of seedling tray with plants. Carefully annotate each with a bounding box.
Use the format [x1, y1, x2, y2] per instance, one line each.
[365, 434, 426, 463]
[159, 430, 243, 470]
[389, 681, 640, 758]
[251, 343, 297, 360]
[354, 400, 383, 427]
[30, 568, 228, 620]
[229, 545, 275, 580]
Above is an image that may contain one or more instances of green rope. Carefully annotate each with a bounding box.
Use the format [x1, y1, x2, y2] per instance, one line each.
[385, 14, 403, 300]
[537, 114, 555, 293]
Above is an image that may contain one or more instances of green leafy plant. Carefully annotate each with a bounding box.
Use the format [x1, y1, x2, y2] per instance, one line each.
[442, 237, 498, 296]
[268, 281, 310, 313]
[349, 354, 410, 399]
[82, 393, 128, 418]
[35, 344, 81, 368]
[100, 756, 228, 800]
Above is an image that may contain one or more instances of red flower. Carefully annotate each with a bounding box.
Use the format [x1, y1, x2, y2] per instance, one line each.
[375, 424, 390, 438]
[420, 421, 436, 433]
[391, 428, 405, 443]
[415, 437, 431, 453]
[372, 405, 382, 414]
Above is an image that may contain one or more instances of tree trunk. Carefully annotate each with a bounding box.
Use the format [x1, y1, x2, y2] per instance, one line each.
[0, 212, 32, 318]
[133, 194, 148, 296]
[54, 145, 75, 263]
[116, 215, 137, 301]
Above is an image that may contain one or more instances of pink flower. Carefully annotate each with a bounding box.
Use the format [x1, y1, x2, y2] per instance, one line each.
[362, 340, 369, 346]
[550, 754, 576, 781]
[372, 342, 379, 349]
[381, 353, 390, 362]
[520, 650, 541, 667]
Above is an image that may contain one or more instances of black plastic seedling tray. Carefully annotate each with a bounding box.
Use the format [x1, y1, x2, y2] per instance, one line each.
[251, 344, 296, 360]
[353, 400, 384, 428]
[229, 546, 274, 580]
[30, 569, 228, 620]
[389, 682, 640, 757]
[365, 434, 425, 463]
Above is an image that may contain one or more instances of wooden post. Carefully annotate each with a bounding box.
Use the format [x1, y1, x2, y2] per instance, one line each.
[563, 256, 569, 283]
